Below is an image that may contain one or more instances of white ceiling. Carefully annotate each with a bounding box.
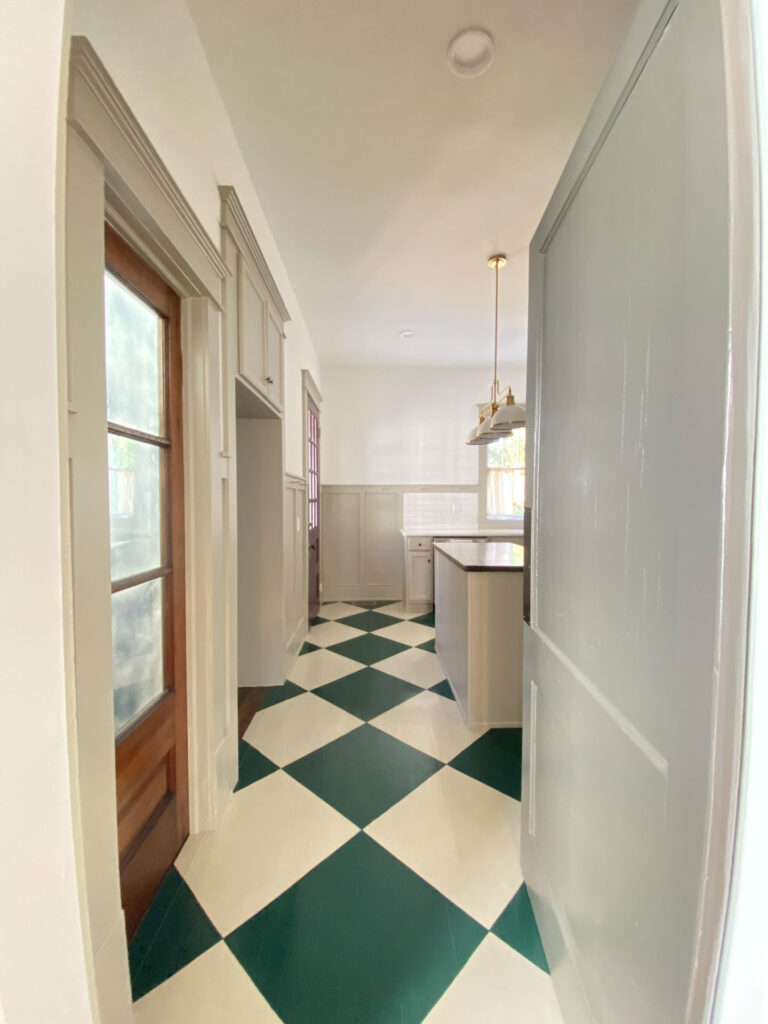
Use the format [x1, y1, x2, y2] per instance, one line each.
[188, 0, 638, 366]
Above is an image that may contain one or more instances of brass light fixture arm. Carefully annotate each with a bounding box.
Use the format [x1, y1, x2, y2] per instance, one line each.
[488, 254, 507, 405]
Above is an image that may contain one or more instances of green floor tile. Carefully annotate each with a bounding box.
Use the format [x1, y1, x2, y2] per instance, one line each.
[299, 640, 320, 655]
[411, 611, 435, 627]
[261, 680, 305, 708]
[418, 637, 436, 653]
[226, 833, 485, 1024]
[314, 667, 423, 721]
[128, 867, 220, 1001]
[284, 724, 442, 827]
[492, 883, 549, 972]
[309, 615, 326, 626]
[235, 739, 278, 792]
[337, 610, 400, 632]
[429, 679, 454, 700]
[449, 728, 522, 800]
[329, 633, 409, 666]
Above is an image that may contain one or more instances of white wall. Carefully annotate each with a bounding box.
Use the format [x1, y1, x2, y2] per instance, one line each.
[69, 0, 322, 477]
[0, 3, 95, 1022]
[321, 364, 526, 485]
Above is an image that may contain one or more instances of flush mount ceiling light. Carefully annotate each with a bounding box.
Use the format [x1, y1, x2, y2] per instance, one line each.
[399, 329, 415, 339]
[447, 29, 495, 79]
[465, 254, 526, 446]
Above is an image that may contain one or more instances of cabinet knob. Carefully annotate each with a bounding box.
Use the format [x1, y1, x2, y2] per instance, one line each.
[266, 376, 274, 385]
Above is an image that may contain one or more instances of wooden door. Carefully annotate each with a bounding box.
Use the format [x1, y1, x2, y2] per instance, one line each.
[104, 226, 188, 938]
[307, 395, 321, 620]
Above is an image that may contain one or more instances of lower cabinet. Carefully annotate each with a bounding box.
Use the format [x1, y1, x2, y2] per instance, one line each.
[406, 549, 433, 610]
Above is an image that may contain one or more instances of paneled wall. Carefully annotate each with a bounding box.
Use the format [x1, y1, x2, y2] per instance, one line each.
[284, 475, 307, 665]
[321, 484, 479, 602]
[321, 487, 403, 603]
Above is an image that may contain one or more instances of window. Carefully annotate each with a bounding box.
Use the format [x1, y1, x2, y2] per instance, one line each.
[485, 429, 526, 519]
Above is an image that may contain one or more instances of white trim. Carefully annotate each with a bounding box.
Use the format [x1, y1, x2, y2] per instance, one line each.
[710, 0, 765, 1020]
[64, 36, 233, 1023]
[68, 37, 228, 302]
[302, 367, 323, 409]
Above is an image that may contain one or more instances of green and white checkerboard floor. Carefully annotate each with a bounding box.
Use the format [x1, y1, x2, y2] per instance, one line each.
[130, 601, 563, 1023]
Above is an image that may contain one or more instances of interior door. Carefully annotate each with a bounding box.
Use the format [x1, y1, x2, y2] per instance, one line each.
[104, 226, 188, 938]
[307, 394, 321, 620]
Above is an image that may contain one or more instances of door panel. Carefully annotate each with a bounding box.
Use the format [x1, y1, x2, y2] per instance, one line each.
[307, 395, 321, 620]
[267, 309, 283, 409]
[105, 226, 188, 938]
[237, 254, 269, 394]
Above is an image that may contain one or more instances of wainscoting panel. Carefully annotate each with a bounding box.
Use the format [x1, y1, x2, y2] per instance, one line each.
[320, 485, 475, 603]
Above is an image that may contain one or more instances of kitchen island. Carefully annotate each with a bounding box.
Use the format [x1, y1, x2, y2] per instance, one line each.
[401, 526, 523, 611]
[434, 540, 524, 728]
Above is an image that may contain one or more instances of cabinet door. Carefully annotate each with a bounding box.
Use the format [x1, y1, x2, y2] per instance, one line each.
[408, 551, 434, 604]
[266, 307, 284, 410]
[237, 255, 268, 396]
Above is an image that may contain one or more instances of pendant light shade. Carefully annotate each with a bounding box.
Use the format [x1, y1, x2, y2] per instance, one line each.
[466, 426, 495, 445]
[490, 393, 525, 432]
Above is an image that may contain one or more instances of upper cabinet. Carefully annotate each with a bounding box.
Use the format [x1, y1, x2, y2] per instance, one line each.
[220, 186, 289, 414]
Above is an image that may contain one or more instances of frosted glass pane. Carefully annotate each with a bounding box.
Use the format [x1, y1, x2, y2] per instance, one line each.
[108, 435, 162, 581]
[105, 272, 164, 436]
[112, 578, 165, 735]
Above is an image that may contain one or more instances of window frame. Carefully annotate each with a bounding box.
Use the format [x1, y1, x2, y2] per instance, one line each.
[477, 428, 526, 529]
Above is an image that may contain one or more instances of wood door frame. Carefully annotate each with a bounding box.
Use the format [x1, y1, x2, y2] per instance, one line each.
[105, 225, 189, 936]
[302, 370, 323, 618]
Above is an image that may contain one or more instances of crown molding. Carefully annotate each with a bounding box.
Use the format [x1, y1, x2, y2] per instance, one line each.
[68, 36, 229, 296]
[219, 186, 290, 322]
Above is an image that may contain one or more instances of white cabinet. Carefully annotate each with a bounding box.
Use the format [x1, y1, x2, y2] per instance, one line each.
[237, 254, 284, 411]
[266, 307, 284, 409]
[406, 547, 433, 610]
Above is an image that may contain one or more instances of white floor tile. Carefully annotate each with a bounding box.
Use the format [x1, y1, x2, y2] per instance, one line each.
[132, 943, 281, 1023]
[376, 601, 422, 620]
[373, 620, 435, 647]
[371, 691, 482, 762]
[175, 772, 357, 935]
[243, 691, 361, 766]
[287, 648, 361, 690]
[372, 647, 445, 688]
[318, 602, 362, 620]
[366, 766, 523, 927]
[307, 620, 365, 648]
[423, 934, 564, 1024]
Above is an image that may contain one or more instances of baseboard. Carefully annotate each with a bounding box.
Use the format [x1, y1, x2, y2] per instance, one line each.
[285, 615, 307, 662]
[322, 584, 403, 603]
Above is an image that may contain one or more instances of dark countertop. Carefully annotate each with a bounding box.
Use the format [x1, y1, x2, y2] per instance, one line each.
[433, 540, 525, 572]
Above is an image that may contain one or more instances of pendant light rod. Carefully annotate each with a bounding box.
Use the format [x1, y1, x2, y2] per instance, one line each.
[488, 254, 506, 404]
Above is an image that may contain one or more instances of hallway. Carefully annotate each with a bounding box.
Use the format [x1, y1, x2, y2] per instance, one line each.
[129, 602, 561, 1023]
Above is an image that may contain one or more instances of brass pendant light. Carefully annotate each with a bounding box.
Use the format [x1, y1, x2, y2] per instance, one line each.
[465, 254, 526, 445]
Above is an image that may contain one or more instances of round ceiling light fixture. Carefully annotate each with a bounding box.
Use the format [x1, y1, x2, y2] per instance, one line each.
[447, 28, 495, 79]
[399, 329, 415, 339]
